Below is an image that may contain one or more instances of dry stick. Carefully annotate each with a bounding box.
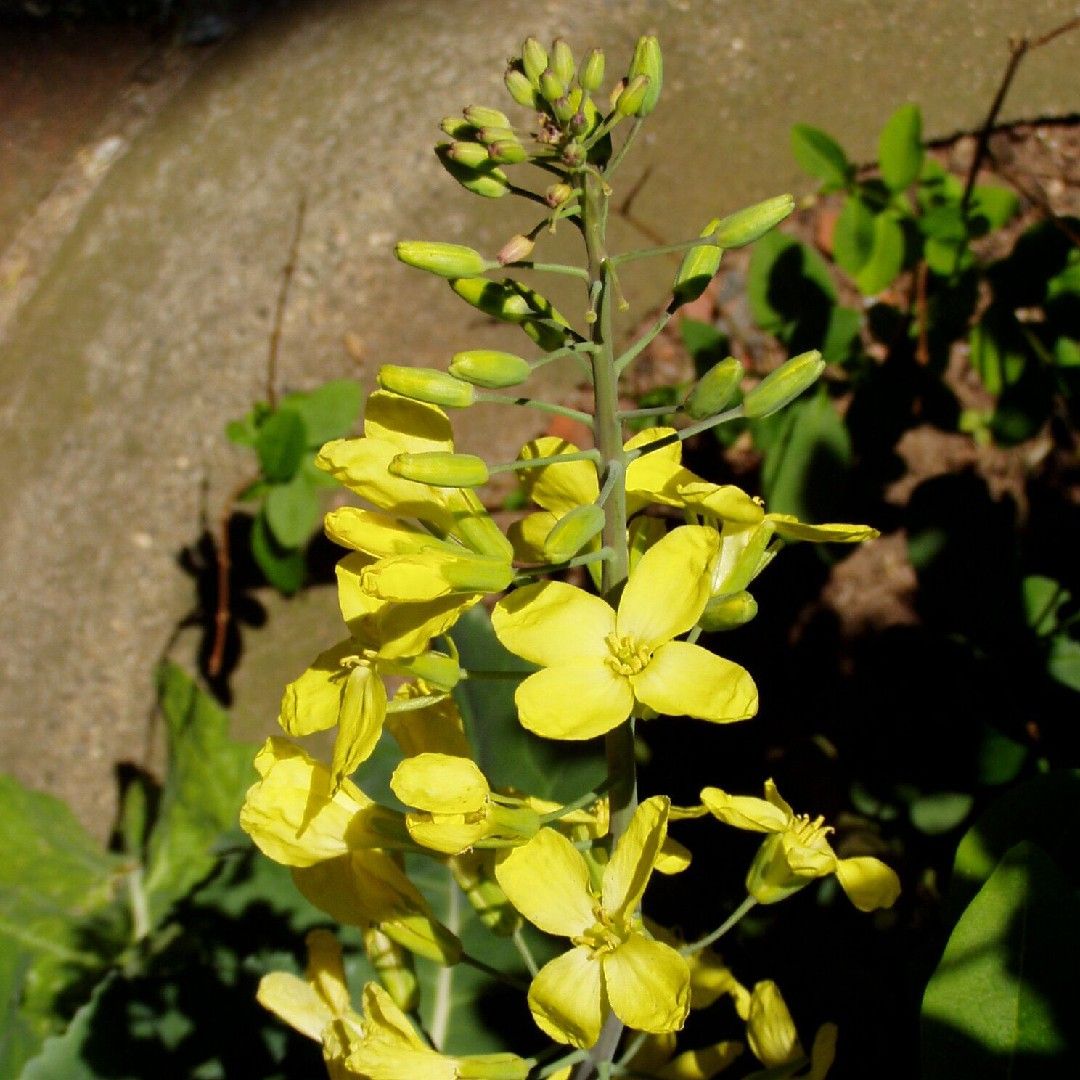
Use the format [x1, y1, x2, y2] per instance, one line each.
[267, 192, 308, 408]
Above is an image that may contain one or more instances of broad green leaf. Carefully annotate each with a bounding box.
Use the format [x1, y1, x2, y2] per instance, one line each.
[255, 407, 307, 483]
[142, 664, 258, 927]
[853, 211, 905, 295]
[969, 185, 1019, 232]
[748, 232, 837, 350]
[909, 791, 974, 835]
[225, 417, 258, 448]
[265, 473, 322, 549]
[19, 973, 114, 1080]
[251, 508, 306, 593]
[1055, 336, 1080, 369]
[1048, 636, 1080, 692]
[820, 304, 862, 364]
[832, 194, 875, 275]
[975, 726, 1028, 787]
[969, 307, 1028, 396]
[790, 124, 851, 189]
[279, 379, 363, 448]
[917, 157, 964, 209]
[921, 842, 1080, 1077]
[877, 103, 923, 191]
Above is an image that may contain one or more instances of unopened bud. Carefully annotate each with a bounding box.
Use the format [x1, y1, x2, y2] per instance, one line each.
[684, 356, 744, 419]
[389, 452, 489, 488]
[464, 104, 510, 130]
[449, 349, 531, 389]
[445, 140, 490, 168]
[450, 277, 571, 351]
[435, 144, 510, 199]
[497, 234, 535, 265]
[521, 38, 548, 86]
[539, 68, 566, 104]
[742, 350, 825, 418]
[395, 649, 461, 689]
[580, 48, 605, 92]
[362, 927, 419, 1013]
[627, 35, 663, 116]
[710, 194, 795, 249]
[377, 364, 475, 408]
[615, 74, 650, 117]
[561, 141, 586, 168]
[505, 66, 540, 108]
[488, 139, 529, 164]
[439, 553, 515, 594]
[551, 38, 576, 86]
[568, 111, 589, 137]
[394, 240, 491, 279]
[699, 590, 758, 632]
[552, 95, 577, 125]
[440, 116, 473, 139]
[672, 217, 722, 307]
[476, 125, 517, 147]
[446, 489, 515, 560]
[543, 504, 605, 563]
[545, 182, 574, 208]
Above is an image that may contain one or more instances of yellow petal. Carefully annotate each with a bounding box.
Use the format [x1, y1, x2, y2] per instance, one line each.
[391, 753, 489, 814]
[603, 934, 690, 1034]
[834, 856, 901, 912]
[699, 787, 789, 833]
[767, 513, 878, 543]
[807, 1023, 838, 1080]
[493, 581, 614, 666]
[385, 685, 471, 758]
[656, 1041, 743, 1079]
[528, 946, 605, 1048]
[515, 661, 634, 740]
[364, 389, 454, 453]
[679, 479, 765, 524]
[305, 928, 353, 1017]
[324, 507, 456, 557]
[745, 980, 802, 1067]
[762, 778, 795, 818]
[279, 639, 354, 737]
[508, 511, 556, 562]
[617, 527, 718, 647]
[494, 827, 596, 938]
[603, 796, 669, 918]
[362, 981, 427, 1047]
[256, 972, 330, 1042]
[655, 836, 693, 875]
[331, 665, 387, 787]
[633, 642, 757, 723]
[625, 427, 690, 509]
[406, 813, 490, 855]
[518, 436, 597, 514]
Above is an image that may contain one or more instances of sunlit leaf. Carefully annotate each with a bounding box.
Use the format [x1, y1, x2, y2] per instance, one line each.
[877, 103, 923, 192]
[265, 474, 322, 549]
[256, 408, 307, 483]
[280, 380, 363, 448]
[790, 124, 851, 189]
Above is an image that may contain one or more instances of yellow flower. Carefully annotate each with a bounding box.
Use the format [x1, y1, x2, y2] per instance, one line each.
[742, 980, 837, 1080]
[493, 526, 758, 740]
[624, 1031, 744, 1079]
[700, 779, 900, 911]
[494, 796, 691, 1048]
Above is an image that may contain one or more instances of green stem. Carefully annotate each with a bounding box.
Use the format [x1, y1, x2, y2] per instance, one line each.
[603, 117, 644, 179]
[608, 236, 719, 266]
[614, 310, 671, 374]
[538, 777, 613, 823]
[623, 404, 744, 461]
[680, 895, 758, 955]
[458, 669, 533, 681]
[476, 393, 594, 426]
[512, 546, 613, 585]
[504, 260, 590, 280]
[511, 926, 539, 978]
[489, 449, 601, 476]
[458, 952, 530, 992]
[618, 404, 684, 420]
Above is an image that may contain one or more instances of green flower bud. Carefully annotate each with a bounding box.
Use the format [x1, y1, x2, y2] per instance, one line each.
[543, 504, 606, 563]
[560, 141, 586, 168]
[615, 74, 650, 118]
[627, 35, 663, 115]
[389, 452, 489, 488]
[476, 125, 518, 147]
[377, 364, 476, 408]
[440, 116, 474, 139]
[463, 104, 510, 129]
[539, 68, 566, 105]
[710, 194, 795, 248]
[552, 95, 577, 125]
[699, 590, 758, 632]
[672, 217, 722, 307]
[450, 277, 572, 351]
[521, 38, 548, 86]
[579, 48, 605, 92]
[394, 240, 491, 279]
[742, 350, 825, 418]
[497, 234, 535, 265]
[684, 356, 744, 419]
[445, 140, 490, 168]
[439, 553, 515, 594]
[449, 349, 531, 389]
[504, 66, 540, 109]
[450, 852, 521, 936]
[488, 139, 529, 165]
[551, 38, 576, 86]
[394, 649, 462, 688]
[435, 144, 510, 199]
[545, 182, 573, 208]
[447, 489, 515, 560]
[568, 111, 589, 137]
[362, 927, 419, 1013]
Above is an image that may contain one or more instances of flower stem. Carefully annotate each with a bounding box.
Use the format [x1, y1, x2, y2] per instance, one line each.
[680, 895, 758, 955]
[475, 393, 594, 426]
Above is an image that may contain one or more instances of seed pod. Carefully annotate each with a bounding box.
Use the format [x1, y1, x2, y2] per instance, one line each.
[579, 48, 605, 92]
[463, 104, 510, 129]
[504, 66, 540, 109]
[362, 927, 419, 1013]
[394, 240, 491, 279]
[434, 144, 510, 199]
[521, 37, 548, 86]
[742, 350, 825, 418]
[539, 68, 566, 105]
[389, 452, 489, 488]
[543, 504, 606, 563]
[684, 356, 744, 419]
[672, 217, 722, 307]
[449, 349, 531, 389]
[615, 74, 650, 117]
[488, 139, 529, 165]
[497, 234, 535, 265]
[377, 364, 475, 408]
[699, 590, 758, 632]
[710, 194, 795, 248]
[627, 35, 663, 115]
[550, 38, 576, 86]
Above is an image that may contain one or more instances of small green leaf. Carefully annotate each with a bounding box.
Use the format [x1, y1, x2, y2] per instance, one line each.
[853, 211, 905, 295]
[832, 195, 875, 275]
[748, 232, 837, 348]
[279, 379, 363, 447]
[1048, 636, 1080, 692]
[910, 791, 974, 835]
[790, 124, 851, 189]
[969, 185, 1019, 232]
[265, 474, 321, 548]
[255, 408, 307, 483]
[19, 973, 115, 1080]
[251, 509, 305, 593]
[820, 305, 862, 364]
[877, 103, 923, 191]
[969, 307, 1029, 396]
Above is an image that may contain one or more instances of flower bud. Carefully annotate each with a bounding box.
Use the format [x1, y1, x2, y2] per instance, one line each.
[684, 356, 744, 419]
[488, 139, 529, 165]
[545, 182, 574, 208]
[672, 217, 722, 307]
[439, 554, 515, 594]
[568, 110, 589, 136]
[742, 350, 825, 419]
[362, 927, 419, 1013]
[579, 48, 605, 92]
[539, 68, 566, 104]
[551, 38, 576, 86]
[389, 452, 489, 488]
[463, 104, 510, 130]
[710, 194, 795, 248]
[746, 832, 833, 905]
[449, 349, 531, 389]
[450, 277, 572, 351]
[440, 116, 473, 139]
[615, 74, 650, 117]
[521, 37, 548, 86]
[445, 140, 490, 168]
[395, 650, 461, 689]
[627, 35, 663, 115]
[497, 234, 535, 265]
[377, 364, 476, 408]
[435, 144, 510, 199]
[543, 504, 605, 563]
[476, 125, 517, 147]
[699, 590, 758, 632]
[552, 95, 577, 125]
[394, 240, 491, 279]
[561, 141, 586, 169]
[504, 66, 539, 108]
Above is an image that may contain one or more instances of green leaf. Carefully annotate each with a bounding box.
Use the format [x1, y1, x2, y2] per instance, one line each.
[877, 103, 923, 191]
[141, 664, 258, 927]
[976, 726, 1028, 786]
[255, 407, 307, 483]
[853, 211, 905, 295]
[820, 305, 862, 364]
[909, 791, 974, 835]
[790, 124, 851, 189]
[832, 195, 875, 276]
[19, 972, 115, 1080]
[918, 157, 964, 209]
[969, 185, 1019, 232]
[921, 842, 1080, 1076]
[265, 473, 321, 549]
[251, 508, 306, 594]
[1048, 636, 1080, 692]
[1022, 575, 1069, 636]
[969, 306, 1029, 396]
[748, 232, 837, 351]
[279, 379, 363, 448]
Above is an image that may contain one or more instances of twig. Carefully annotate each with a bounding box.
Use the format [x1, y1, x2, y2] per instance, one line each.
[914, 260, 930, 366]
[207, 474, 258, 678]
[267, 191, 308, 408]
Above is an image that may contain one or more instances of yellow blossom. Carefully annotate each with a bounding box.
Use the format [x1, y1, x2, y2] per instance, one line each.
[494, 796, 691, 1048]
[493, 525, 757, 740]
[743, 980, 837, 1080]
[700, 779, 900, 911]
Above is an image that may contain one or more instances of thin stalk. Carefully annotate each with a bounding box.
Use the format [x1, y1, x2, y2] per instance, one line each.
[459, 952, 530, 992]
[489, 449, 601, 476]
[512, 926, 540, 978]
[624, 404, 744, 462]
[458, 669, 533, 681]
[618, 403, 684, 420]
[512, 546, 613, 585]
[538, 777, 613, 823]
[603, 117, 644, 179]
[609, 236, 718, 266]
[503, 260, 590, 280]
[476, 393, 594, 426]
[614, 310, 671, 375]
[681, 895, 758, 955]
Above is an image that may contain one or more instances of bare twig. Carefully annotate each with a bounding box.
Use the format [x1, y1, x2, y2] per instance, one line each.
[207, 474, 258, 678]
[267, 191, 308, 408]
